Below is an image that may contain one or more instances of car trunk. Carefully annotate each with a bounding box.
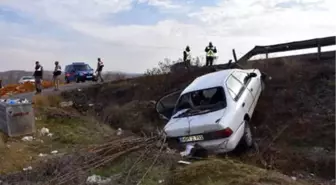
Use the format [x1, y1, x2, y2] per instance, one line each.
[164, 108, 226, 137]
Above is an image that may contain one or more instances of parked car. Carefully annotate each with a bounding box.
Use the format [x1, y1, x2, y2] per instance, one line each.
[18, 76, 35, 84]
[156, 68, 266, 154]
[64, 62, 96, 83]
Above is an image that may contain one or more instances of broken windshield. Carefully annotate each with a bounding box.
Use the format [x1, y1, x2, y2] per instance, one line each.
[173, 86, 226, 117]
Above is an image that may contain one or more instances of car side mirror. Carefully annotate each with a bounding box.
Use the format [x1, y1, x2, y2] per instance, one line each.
[249, 72, 257, 78]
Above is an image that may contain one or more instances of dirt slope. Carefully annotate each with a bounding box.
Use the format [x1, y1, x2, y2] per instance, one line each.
[247, 54, 335, 180]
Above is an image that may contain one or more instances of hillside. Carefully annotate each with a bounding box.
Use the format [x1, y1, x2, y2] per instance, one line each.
[0, 51, 334, 185]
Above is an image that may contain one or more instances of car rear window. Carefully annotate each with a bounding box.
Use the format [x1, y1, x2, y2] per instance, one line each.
[174, 87, 226, 114]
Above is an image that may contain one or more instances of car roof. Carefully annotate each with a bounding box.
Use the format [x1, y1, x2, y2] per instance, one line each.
[181, 69, 235, 94]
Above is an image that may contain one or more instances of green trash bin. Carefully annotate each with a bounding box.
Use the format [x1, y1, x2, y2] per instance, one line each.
[0, 100, 35, 137]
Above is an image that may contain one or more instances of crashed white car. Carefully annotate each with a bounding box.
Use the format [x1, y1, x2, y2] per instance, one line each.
[156, 68, 265, 154]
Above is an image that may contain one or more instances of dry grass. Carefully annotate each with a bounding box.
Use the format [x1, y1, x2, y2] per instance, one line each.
[169, 158, 308, 185]
[32, 94, 63, 107]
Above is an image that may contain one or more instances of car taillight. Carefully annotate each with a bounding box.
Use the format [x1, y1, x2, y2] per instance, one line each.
[66, 74, 70, 77]
[211, 128, 233, 138]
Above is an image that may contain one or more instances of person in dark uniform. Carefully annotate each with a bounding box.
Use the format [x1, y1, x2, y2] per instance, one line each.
[183, 46, 191, 69]
[53, 61, 62, 91]
[96, 58, 104, 82]
[204, 42, 217, 66]
[33, 61, 43, 94]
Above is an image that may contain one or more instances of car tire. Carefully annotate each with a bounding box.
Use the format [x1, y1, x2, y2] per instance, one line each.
[76, 77, 80, 83]
[261, 79, 265, 92]
[65, 78, 70, 84]
[234, 121, 253, 153]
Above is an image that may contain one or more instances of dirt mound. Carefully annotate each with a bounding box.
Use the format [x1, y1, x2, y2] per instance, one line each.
[169, 159, 306, 185]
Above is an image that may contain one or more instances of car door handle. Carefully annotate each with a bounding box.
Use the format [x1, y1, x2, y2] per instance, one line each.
[242, 103, 245, 107]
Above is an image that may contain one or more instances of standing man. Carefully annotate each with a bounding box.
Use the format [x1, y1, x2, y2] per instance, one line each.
[205, 42, 217, 66]
[183, 46, 191, 70]
[33, 61, 43, 94]
[53, 61, 62, 91]
[96, 57, 104, 82]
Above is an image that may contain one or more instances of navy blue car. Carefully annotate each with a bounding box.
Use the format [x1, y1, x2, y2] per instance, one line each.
[64, 62, 96, 83]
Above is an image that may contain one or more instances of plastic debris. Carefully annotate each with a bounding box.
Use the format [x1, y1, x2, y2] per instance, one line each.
[116, 128, 123, 136]
[40, 127, 49, 136]
[178, 160, 191, 165]
[291, 176, 297, 181]
[59, 101, 73, 107]
[47, 133, 53, 137]
[51, 150, 58, 154]
[21, 136, 33, 142]
[38, 153, 47, 157]
[0, 98, 30, 105]
[180, 144, 194, 157]
[23, 166, 32, 171]
[86, 175, 112, 184]
[158, 180, 165, 184]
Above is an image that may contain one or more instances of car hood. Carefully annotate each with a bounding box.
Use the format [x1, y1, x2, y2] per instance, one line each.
[164, 108, 226, 137]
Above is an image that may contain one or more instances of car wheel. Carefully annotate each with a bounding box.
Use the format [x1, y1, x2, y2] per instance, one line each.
[235, 121, 253, 153]
[76, 77, 80, 83]
[81, 79, 85, 83]
[242, 121, 253, 148]
[65, 78, 70, 84]
[261, 80, 265, 92]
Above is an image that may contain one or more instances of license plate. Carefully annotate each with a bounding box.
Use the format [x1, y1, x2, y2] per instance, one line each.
[179, 135, 204, 143]
[86, 76, 92, 78]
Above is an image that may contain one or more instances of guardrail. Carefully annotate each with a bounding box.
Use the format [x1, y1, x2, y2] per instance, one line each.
[234, 36, 336, 64]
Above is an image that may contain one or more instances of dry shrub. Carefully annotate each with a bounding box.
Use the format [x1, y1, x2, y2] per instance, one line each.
[102, 100, 162, 134]
[33, 94, 63, 107]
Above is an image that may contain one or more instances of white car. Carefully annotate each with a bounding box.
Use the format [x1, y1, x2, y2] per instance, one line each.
[156, 68, 265, 154]
[18, 76, 35, 84]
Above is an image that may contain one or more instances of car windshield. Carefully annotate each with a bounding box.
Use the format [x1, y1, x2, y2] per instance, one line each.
[173, 86, 227, 118]
[73, 64, 91, 71]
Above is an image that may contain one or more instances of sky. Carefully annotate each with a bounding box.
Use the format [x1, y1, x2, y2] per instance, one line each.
[0, 0, 335, 73]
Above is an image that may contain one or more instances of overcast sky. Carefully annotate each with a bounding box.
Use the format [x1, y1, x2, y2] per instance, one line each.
[0, 0, 335, 73]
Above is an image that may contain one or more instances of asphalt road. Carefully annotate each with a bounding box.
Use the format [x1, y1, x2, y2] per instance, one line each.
[10, 81, 104, 101]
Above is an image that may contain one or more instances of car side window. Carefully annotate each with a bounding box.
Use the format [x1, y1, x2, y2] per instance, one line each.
[226, 75, 243, 100]
[232, 71, 249, 85]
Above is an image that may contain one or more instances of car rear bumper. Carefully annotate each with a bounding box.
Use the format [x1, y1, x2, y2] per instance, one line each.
[172, 122, 246, 154]
[78, 75, 95, 80]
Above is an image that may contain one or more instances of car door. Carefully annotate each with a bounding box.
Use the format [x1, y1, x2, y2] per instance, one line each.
[225, 74, 253, 132]
[155, 90, 183, 120]
[234, 70, 261, 116]
[247, 70, 262, 110]
[231, 71, 254, 113]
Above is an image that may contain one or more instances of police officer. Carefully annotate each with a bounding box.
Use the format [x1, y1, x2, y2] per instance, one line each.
[96, 57, 104, 82]
[183, 46, 191, 69]
[33, 61, 43, 94]
[53, 61, 62, 91]
[205, 42, 217, 66]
